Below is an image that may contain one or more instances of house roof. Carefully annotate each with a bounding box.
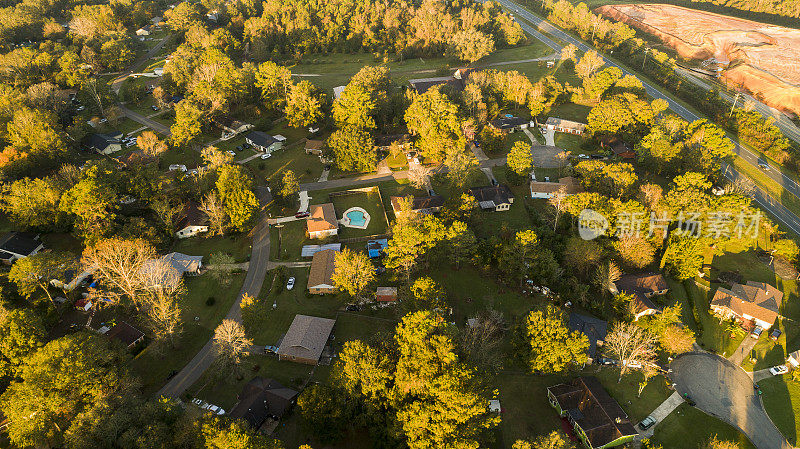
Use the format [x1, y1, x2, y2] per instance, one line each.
[548, 376, 637, 448]
[490, 116, 529, 130]
[213, 115, 250, 131]
[89, 133, 123, 151]
[408, 76, 466, 94]
[616, 273, 668, 295]
[376, 287, 398, 302]
[245, 131, 279, 148]
[301, 243, 341, 258]
[305, 139, 324, 151]
[276, 315, 336, 362]
[546, 117, 587, 132]
[530, 177, 584, 195]
[106, 321, 144, 347]
[468, 185, 514, 206]
[143, 252, 203, 280]
[176, 202, 208, 230]
[308, 249, 337, 289]
[568, 313, 607, 359]
[229, 377, 298, 428]
[307, 203, 338, 233]
[711, 281, 783, 325]
[0, 232, 41, 257]
[333, 85, 346, 100]
[390, 195, 445, 213]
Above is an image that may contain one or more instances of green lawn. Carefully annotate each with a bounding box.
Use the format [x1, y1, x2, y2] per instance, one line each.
[495, 373, 566, 447]
[545, 102, 592, 123]
[158, 146, 202, 169]
[130, 272, 246, 395]
[327, 188, 390, 239]
[246, 144, 324, 185]
[172, 233, 252, 262]
[270, 219, 317, 262]
[651, 403, 756, 448]
[760, 374, 800, 445]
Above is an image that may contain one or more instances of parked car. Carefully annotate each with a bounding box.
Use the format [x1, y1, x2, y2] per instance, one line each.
[286, 276, 295, 290]
[151, 105, 159, 111]
[235, 145, 243, 152]
[345, 304, 360, 312]
[295, 211, 310, 219]
[683, 393, 696, 406]
[242, 142, 250, 149]
[260, 153, 271, 159]
[769, 365, 789, 376]
[166, 370, 178, 380]
[759, 162, 770, 171]
[751, 326, 764, 339]
[770, 328, 782, 341]
[226, 150, 235, 156]
[638, 416, 656, 430]
[595, 357, 617, 366]
[264, 345, 278, 354]
[590, 154, 605, 160]
[578, 154, 590, 159]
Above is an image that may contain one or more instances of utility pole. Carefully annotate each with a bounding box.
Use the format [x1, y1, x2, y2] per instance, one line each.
[641, 48, 649, 70]
[729, 91, 741, 118]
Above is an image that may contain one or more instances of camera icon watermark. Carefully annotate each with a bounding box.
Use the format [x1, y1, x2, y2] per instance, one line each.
[578, 209, 609, 240]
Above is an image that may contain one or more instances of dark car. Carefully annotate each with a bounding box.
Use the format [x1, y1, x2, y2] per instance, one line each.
[345, 304, 360, 312]
[590, 154, 605, 160]
[638, 416, 656, 430]
[295, 211, 310, 219]
[596, 357, 617, 366]
[770, 328, 782, 341]
[235, 145, 243, 152]
[166, 370, 178, 380]
[683, 393, 696, 406]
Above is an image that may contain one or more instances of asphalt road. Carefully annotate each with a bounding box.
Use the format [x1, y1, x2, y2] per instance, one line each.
[110, 36, 170, 92]
[157, 192, 272, 398]
[118, 104, 172, 136]
[671, 352, 792, 449]
[495, 0, 800, 237]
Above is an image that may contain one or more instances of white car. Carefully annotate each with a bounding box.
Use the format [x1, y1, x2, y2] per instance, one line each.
[286, 276, 295, 290]
[260, 153, 271, 159]
[226, 150, 235, 157]
[578, 154, 590, 159]
[769, 365, 789, 376]
[168, 164, 187, 172]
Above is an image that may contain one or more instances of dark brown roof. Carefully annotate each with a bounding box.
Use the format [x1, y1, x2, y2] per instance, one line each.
[468, 185, 514, 206]
[390, 195, 445, 213]
[548, 376, 637, 448]
[176, 202, 208, 229]
[711, 281, 783, 325]
[229, 377, 298, 428]
[106, 322, 144, 348]
[616, 273, 668, 295]
[308, 249, 337, 289]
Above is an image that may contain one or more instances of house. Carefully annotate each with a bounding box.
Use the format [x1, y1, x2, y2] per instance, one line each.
[212, 115, 252, 139]
[106, 322, 145, 349]
[175, 202, 209, 239]
[206, 11, 219, 22]
[142, 252, 203, 281]
[89, 133, 123, 154]
[710, 281, 783, 330]
[305, 139, 324, 156]
[600, 136, 635, 159]
[151, 16, 162, 25]
[530, 177, 584, 199]
[468, 185, 515, 211]
[229, 377, 298, 429]
[0, 232, 44, 264]
[614, 273, 668, 321]
[75, 298, 92, 311]
[276, 315, 336, 365]
[307, 249, 338, 294]
[547, 376, 638, 449]
[374, 134, 411, 152]
[788, 349, 800, 368]
[376, 287, 397, 302]
[390, 195, 445, 216]
[301, 243, 341, 258]
[245, 131, 283, 154]
[306, 203, 338, 239]
[367, 239, 388, 258]
[408, 76, 457, 94]
[545, 117, 587, 135]
[568, 313, 608, 364]
[135, 25, 151, 36]
[490, 116, 531, 133]
[332, 85, 346, 100]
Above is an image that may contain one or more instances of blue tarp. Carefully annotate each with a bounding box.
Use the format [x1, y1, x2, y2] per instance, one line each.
[367, 239, 388, 258]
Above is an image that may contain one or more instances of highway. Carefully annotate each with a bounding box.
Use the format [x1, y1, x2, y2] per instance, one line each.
[494, 0, 800, 236]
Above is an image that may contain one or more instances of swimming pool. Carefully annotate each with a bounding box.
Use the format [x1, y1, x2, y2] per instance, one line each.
[346, 210, 367, 227]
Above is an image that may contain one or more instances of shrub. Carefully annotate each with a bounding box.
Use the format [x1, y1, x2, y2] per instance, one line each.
[206, 296, 216, 306]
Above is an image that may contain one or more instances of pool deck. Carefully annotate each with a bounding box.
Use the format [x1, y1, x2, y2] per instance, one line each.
[341, 206, 370, 229]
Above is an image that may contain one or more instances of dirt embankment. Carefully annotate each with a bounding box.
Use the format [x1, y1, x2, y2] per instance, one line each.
[596, 4, 800, 117]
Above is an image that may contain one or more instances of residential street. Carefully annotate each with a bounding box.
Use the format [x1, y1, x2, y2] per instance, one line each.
[671, 352, 792, 449]
[118, 104, 172, 136]
[110, 36, 170, 92]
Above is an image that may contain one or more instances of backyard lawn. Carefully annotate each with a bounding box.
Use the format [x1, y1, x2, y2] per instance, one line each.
[172, 233, 252, 262]
[760, 374, 800, 445]
[328, 188, 390, 239]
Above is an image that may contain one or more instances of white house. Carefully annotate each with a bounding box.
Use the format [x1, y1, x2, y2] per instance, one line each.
[545, 117, 587, 135]
[245, 131, 284, 154]
[529, 177, 584, 199]
[175, 202, 209, 239]
[0, 232, 44, 264]
[136, 25, 151, 36]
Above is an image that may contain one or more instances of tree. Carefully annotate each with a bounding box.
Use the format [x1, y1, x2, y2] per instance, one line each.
[9, 251, 75, 305]
[562, 237, 603, 276]
[614, 236, 655, 269]
[513, 431, 574, 449]
[408, 164, 433, 190]
[0, 176, 64, 230]
[444, 149, 478, 190]
[331, 248, 376, 299]
[385, 215, 445, 278]
[286, 81, 323, 128]
[0, 333, 135, 448]
[593, 260, 621, 295]
[138, 258, 184, 348]
[213, 319, 252, 370]
[255, 62, 293, 109]
[560, 44, 578, 64]
[171, 100, 204, 147]
[659, 323, 695, 354]
[449, 28, 495, 63]
[137, 131, 168, 159]
[604, 322, 658, 381]
[702, 436, 741, 449]
[575, 50, 604, 79]
[201, 417, 284, 449]
[405, 86, 464, 161]
[280, 170, 299, 199]
[507, 141, 533, 175]
[327, 126, 375, 172]
[460, 309, 506, 372]
[149, 196, 183, 235]
[298, 384, 355, 444]
[583, 66, 622, 99]
[525, 305, 589, 373]
[82, 238, 156, 306]
[216, 164, 259, 232]
[201, 192, 227, 236]
[661, 233, 704, 280]
[59, 165, 117, 240]
[0, 308, 46, 377]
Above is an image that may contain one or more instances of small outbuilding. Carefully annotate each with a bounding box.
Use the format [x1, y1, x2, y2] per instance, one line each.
[376, 287, 397, 302]
[106, 321, 145, 349]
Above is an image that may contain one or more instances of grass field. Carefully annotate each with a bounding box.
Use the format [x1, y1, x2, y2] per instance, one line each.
[172, 233, 252, 262]
[328, 188, 390, 239]
[651, 403, 757, 448]
[760, 374, 800, 445]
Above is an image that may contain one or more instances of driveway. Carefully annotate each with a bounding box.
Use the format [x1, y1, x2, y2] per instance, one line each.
[157, 190, 273, 398]
[671, 352, 791, 449]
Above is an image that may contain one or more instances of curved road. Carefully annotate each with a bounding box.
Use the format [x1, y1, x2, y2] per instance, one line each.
[493, 0, 800, 237]
[157, 190, 272, 398]
[671, 352, 791, 449]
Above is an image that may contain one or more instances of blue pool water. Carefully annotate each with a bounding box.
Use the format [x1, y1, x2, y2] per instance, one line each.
[346, 210, 367, 227]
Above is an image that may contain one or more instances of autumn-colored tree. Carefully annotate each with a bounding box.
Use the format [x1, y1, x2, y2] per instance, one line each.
[327, 126, 375, 172]
[0, 308, 46, 377]
[286, 81, 323, 128]
[9, 251, 75, 305]
[331, 248, 375, 299]
[213, 319, 252, 371]
[280, 170, 299, 199]
[82, 237, 156, 306]
[137, 131, 168, 159]
[507, 141, 533, 175]
[216, 164, 259, 231]
[525, 305, 589, 373]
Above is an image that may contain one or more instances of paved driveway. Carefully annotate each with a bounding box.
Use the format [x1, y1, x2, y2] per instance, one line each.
[671, 352, 791, 449]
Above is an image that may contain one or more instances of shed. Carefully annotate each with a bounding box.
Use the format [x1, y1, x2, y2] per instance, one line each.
[106, 322, 145, 349]
[376, 287, 397, 302]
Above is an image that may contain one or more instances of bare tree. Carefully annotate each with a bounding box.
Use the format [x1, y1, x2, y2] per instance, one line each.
[637, 365, 657, 397]
[548, 186, 568, 231]
[150, 196, 184, 235]
[213, 319, 252, 368]
[459, 309, 506, 373]
[604, 322, 658, 382]
[593, 260, 621, 295]
[82, 77, 105, 117]
[575, 50, 605, 80]
[201, 192, 227, 236]
[408, 164, 432, 190]
[555, 151, 570, 176]
[638, 183, 663, 210]
[82, 238, 156, 307]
